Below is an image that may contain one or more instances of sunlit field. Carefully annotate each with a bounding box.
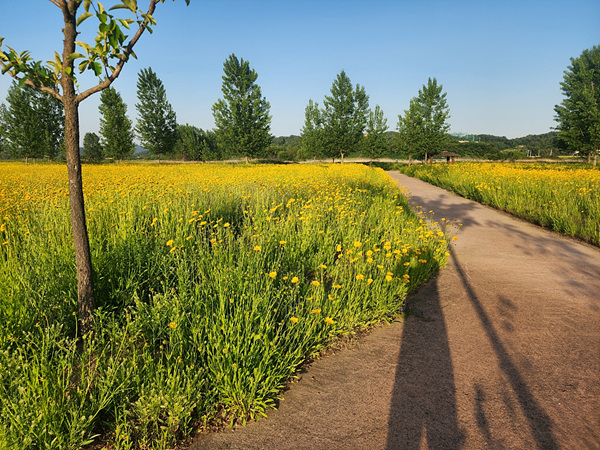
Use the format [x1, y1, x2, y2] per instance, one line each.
[398, 162, 600, 246]
[0, 162, 450, 449]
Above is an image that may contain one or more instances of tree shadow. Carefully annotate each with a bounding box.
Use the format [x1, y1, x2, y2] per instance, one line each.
[451, 252, 558, 449]
[386, 275, 465, 449]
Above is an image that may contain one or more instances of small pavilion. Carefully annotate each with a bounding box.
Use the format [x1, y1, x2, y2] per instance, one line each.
[429, 151, 461, 164]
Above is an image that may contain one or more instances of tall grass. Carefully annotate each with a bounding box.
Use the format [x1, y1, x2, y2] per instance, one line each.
[0, 162, 450, 448]
[398, 162, 600, 246]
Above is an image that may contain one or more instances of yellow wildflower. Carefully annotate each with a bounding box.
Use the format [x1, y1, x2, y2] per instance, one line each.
[254, 245, 261, 251]
[290, 316, 298, 323]
[169, 322, 177, 329]
[356, 274, 365, 280]
[291, 276, 299, 284]
[268, 271, 277, 278]
[166, 239, 174, 246]
[311, 308, 321, 314]
[325, 317, 335, 325]
[311, 280, 320, 286]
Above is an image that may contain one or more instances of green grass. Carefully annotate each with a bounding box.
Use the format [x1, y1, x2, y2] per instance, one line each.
[0, 163, 450, 448]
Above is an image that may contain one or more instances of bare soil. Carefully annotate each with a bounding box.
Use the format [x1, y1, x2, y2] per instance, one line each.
[189, 171, 600, 449]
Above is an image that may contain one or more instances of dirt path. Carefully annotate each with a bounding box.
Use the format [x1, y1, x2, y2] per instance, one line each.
[190, 172, 600, 449]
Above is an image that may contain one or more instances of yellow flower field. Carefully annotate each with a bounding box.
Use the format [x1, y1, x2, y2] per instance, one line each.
[399, 162, 600, 246]
[0, 162, 450, 448]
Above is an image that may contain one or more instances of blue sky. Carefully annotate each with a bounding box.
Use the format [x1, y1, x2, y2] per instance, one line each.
[1, 0, 599, 141]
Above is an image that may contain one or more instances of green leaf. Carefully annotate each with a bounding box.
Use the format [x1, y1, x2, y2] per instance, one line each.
[97, 2, 106, 14]
[83, 0, 92, 12]
[76, 11, 93, 26]
[117, 18, 132, 30]
[78, 60, 88, 72]
[65, 67, 72, 75]
[92, 61, 102, 76]
[75, 41, 92, 53]
[67, 52, 86, 60]
[109, 4, 129, 11]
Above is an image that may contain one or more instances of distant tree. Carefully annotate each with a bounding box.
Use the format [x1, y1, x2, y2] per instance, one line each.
[397, 77, 450, 162]
[0, 0, 191, 335]
[363, 104, 389, 159]
[212, 54, 272, 162]
[554, 45, 600, 165]
[135, 67, 177, 160]
[1, 82, 64, 162]
[82, 132, 103, 162]
[99, 87, 135, 162]
[322, 70, 369, 161]
[0, 104, 6, 155]
[300, 99, 325, 159]
[174, 124, 218, 161]
[395, 98, 423, 162]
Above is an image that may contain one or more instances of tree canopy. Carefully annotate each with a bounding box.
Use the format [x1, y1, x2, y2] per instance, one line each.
[322, 70, 369, 160]
[82, 131, 103, 162]
[0, 82, 64, 162]
[554, 45, 600, 165]
[99, 86, 135, 161]
[212, 54, 272, 161]
[135, 66, 177, 159]
[396, 77, 450, 161]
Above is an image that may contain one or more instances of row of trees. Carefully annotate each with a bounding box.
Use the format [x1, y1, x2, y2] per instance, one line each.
[2, 47, 598, 165]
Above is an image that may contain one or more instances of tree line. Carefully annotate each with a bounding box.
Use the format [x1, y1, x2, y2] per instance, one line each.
[1, 47, 598, 165]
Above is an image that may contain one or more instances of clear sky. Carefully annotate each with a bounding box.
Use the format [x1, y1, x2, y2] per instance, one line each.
[1, 0, 599, 141]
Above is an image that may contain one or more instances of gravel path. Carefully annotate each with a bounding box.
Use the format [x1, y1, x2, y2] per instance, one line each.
[190, 172, 600, 449]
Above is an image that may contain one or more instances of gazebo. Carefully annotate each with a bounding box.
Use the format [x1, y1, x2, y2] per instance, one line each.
[429, 151, 461, 164]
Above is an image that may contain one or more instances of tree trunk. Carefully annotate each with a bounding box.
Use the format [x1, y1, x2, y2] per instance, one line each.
[62, 5, 95, 337]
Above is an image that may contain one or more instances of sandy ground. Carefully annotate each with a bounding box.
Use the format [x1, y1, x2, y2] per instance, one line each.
[189, 171, 600, 449]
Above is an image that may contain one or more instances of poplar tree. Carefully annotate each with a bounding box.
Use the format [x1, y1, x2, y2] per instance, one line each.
[554, 45, 600, 165]
[397, 77, 450, 162]
[82, 131, 103, 162]
[1, 82, 64, 162]
[300, 99, 325, 159]
[363, 104, 389, 159]
[99, 86, 135, 161]
[0, 0, 190, 334]
[212, 54, 272, 161]
[135, 66, 177, 159]
[321, 70, 369, 162]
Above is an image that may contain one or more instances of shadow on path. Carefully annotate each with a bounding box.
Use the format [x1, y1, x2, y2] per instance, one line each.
[450, 252, 558, 450]
[386, 276, 464, 449]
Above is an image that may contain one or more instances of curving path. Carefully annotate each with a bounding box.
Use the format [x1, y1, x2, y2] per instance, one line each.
[190, 171, 600, 449]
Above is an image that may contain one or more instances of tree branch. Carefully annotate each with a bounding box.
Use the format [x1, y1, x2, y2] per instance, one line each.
[48, 0, 62, 7]
[0, 60, 62, 101]
[76, 0, 160, 103]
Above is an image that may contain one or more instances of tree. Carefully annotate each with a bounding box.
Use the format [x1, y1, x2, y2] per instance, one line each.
[99, 86, 135, 161]
[396, 98, 423, 163]
[300, 99, 325, 159]
[397, 77, 450, 162]
[82, 131, 103, 162]
[321, 70, 369, 162]
[0, 0, 190, 336]
[212, 54, 272, 162]
[363, 104, 389, 159]
[1, 82, 64, 162]
[174, 123, 218, 161]
[554, 45, 600, 165]
[135, 66, 177, 160]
